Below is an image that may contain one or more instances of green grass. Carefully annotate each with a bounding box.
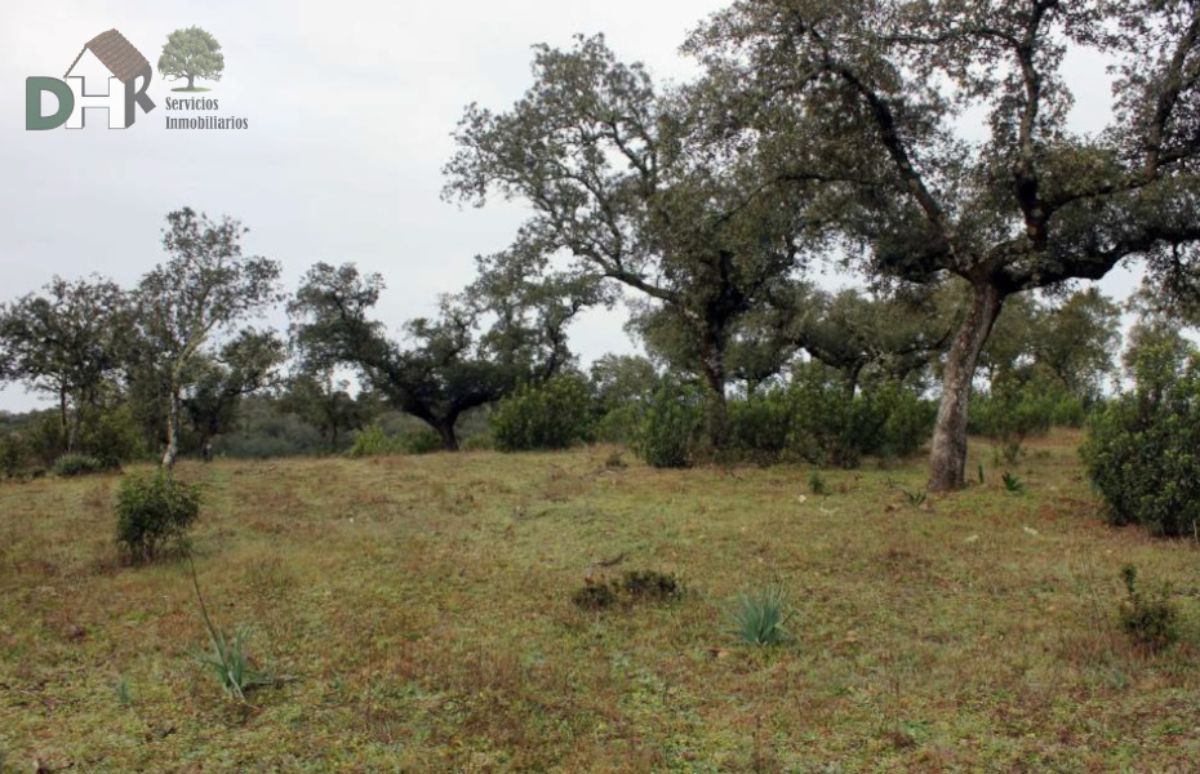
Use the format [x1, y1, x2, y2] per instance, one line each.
[2, 431, 1199, 770]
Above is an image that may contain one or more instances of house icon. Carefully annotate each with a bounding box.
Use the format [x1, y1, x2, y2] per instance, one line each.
[62, 29, 155, 129]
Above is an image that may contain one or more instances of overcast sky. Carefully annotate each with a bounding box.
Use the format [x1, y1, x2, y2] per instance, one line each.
[0, 0, 1142, 412]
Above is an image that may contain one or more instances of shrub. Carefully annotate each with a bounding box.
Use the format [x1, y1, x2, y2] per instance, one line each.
[52, 453, 109, 477]
[0, 433, 25, 478]
[492, 375, 593, 452]
[1118, 565, 1179, 651]
[593, 403, 641, 445]
[400, 428, 444, 454]
[115, 472, 201, 563]
[730, 585, 791, 646]
[632, 382, 705, 468]
[80, 405, 146, 467]
[1081, 346, 1200, 537]
[346, 424, 401, 458]
[728, 391, 793, 464]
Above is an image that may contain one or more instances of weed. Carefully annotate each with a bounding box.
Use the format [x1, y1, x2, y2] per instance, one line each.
[977, 463, 985, 485]
[189, 560, 274, 701]
[114, 677, 133, 706]
[730, 585, 791, 646]
[604, 451, 626, 469]
[1002, 472, 1025, 493]
[808, 471, 828, 496]
[902, 488, 927, 507]
[1118, 564, 1179, 652]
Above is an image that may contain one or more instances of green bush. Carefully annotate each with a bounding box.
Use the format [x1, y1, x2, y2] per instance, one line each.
[728, 391, 793, 464]
[400, 428, 444, 454]
[346, 424, 401, 458]
[1081, 346, 1200, 537]
[492, 375, 594, 452]
[593, 403, 641, 445]
[80, 405, 146, 467]
[115, 472, 201, 563]
[52, 453, 110, 477]
[633, 382, 705, 468]
[1118, 565, 1179, 651]
[0, 433, 25, 478]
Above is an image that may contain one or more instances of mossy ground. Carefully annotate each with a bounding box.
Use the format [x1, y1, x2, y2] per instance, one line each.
[2, 432, 1198, 771]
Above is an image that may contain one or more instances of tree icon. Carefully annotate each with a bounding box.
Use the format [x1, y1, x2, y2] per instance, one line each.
[158, 27, 224, 92]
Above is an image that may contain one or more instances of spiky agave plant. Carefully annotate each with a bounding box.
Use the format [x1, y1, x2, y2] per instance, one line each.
[730, 585, 791, 646]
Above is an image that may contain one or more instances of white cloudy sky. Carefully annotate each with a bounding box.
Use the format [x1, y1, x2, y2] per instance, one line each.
[0, 0, 1141, 411]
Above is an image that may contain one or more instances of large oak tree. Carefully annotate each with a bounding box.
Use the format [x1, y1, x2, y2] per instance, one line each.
[691, 0, 1200, 489]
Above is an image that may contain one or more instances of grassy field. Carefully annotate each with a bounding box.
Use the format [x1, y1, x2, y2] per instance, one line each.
[2, 431, 1199, 771]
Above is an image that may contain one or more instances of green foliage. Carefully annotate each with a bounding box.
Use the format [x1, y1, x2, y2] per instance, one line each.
[592, 403, 641, 444]
[808, 471, 828, 496]
[115, 472, 200, 563]
[401, 428, 444, 455]
[1081, 340, 1200, 538]
[491, 375, 593, 451]
[632, 382, 705, 468]
[346, 424, 401, 458]
[1001, 472, 1025, 494]
[1118, 565, 1179, 651]
[52, 453, 109, 477]
[81, 405, 146, 467]
[730, 585, 791, 646]
[728, 392, 793, 463]
[0, 433, 24, 478]
[971, 370, 1071, 459]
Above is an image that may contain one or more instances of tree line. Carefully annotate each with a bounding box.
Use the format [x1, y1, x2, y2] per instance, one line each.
[4, 0, 1200, 490]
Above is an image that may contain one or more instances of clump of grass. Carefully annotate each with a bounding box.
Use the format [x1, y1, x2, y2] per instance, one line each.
[114, 677, 133, 707]
[1119, 564, 1179, 652]
[1002, 472, 1025, 493]
[730, 585, 791, 646]
[902, 488, 927, 507]
[808, 471, 828, 496]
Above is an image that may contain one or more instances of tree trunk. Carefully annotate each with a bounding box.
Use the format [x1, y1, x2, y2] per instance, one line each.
[186, 74, 195, 90]
[161, 387, 181, 471]
[435, 419, 459, 452]
[59, 388, 70, 453]
[700, 361, 729, 450]
[928, 282, 1005, 492]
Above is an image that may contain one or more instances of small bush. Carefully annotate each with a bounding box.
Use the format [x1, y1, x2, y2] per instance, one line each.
[492, 375, 593, 452]
[115, 472, 201, 563]
[1118, 565, 1179, 651]
[1002, 472, 1025, 493]
[0, 433, 25, 478]
[633, 382, 705, 468]
[1081, 345, 1200, 537]
[52, 453, 109, 477]
[808, 471, 828, 496]
[346, 424, 401, 458]
[730, 585, 791, 646]
[400, 428, 444, 455]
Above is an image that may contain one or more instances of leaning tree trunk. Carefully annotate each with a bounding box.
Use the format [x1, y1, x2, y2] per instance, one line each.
[161, 387, 181, 471]
[928, 282, 1005, 492]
